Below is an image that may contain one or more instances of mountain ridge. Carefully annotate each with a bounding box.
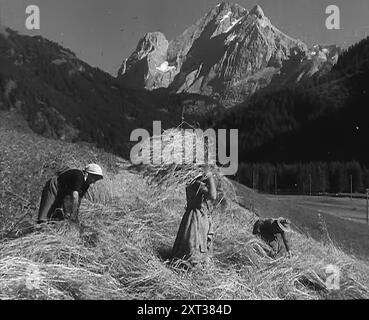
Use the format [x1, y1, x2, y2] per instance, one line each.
[118, 2, 340, 106]
[213, 36, 369, 166]
[0, 27, 223, 155]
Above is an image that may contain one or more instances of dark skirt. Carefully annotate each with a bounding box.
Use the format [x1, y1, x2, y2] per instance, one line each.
[172, 208, 214, 266]
[37, 176, 65, 222]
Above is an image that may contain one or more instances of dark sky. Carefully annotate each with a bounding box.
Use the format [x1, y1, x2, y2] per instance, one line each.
[1, 0, 369, 75]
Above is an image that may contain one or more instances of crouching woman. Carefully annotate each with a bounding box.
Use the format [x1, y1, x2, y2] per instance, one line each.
[252, 217, 293, 259]
[37, 164, 103, 224]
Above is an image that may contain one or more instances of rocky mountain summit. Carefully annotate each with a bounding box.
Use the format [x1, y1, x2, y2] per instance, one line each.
[118, 2, 340, 106]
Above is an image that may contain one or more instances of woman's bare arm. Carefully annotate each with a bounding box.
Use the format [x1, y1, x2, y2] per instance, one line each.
[281, 232, 291, 253]
[70, 191, 80, 223]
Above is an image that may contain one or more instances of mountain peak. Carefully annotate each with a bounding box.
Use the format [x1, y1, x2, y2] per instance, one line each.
[216, 2, 244, 9]
[135, 31, 168, 56]
[140, 32, 167, 45]
[250, 5, 265, 19]
[214, 2, 248, 16]
[119, 2, 339, 106]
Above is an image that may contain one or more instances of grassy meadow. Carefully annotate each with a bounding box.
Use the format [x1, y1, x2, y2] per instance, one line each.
[1, 110, 369, 300]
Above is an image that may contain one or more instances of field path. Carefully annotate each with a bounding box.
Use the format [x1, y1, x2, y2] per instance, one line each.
[266, 195, 369, 225]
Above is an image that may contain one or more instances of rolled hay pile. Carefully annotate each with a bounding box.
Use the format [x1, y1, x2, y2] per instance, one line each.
[131, 128, 237, 205]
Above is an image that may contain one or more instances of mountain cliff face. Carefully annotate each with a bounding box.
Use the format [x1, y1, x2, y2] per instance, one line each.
[117, 32, 176, 89]
[118, 2, 340, 106]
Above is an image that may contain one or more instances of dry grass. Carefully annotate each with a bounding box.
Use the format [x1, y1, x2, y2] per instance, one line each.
[2, 193, 368, 300]
[1, 118, 369, 300]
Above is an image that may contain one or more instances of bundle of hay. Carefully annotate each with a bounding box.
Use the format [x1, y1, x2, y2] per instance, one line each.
[131, 128, 237, 205]
[0, 223, 128, 300]
[0, 256, 127, 300]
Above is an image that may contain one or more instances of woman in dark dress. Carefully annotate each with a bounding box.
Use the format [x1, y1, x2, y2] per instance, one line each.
[172, 171, 217, 267]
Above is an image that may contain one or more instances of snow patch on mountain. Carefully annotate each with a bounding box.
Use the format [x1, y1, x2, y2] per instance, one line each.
[156, 61, 176, 73]
[220, 11, 232, 23]
[225, 34, 238, 44]
[224, 17, 244, 33]
[258, 18, 270, 28]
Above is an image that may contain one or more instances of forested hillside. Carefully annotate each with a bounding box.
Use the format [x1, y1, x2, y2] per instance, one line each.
[214, 37, 369, 192]
[0, 28, 223, 157]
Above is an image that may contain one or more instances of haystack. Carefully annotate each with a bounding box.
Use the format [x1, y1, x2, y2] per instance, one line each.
[131, 128, 237, 205]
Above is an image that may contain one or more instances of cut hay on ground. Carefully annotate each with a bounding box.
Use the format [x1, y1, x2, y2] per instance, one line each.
[0, 222, 128, 300]
[2, 122, 369, 300]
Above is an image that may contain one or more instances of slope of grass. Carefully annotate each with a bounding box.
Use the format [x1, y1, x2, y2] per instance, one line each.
[1, 112, 369, 300]
[234, 182, 369, 261]
[267, 195, 369, 224]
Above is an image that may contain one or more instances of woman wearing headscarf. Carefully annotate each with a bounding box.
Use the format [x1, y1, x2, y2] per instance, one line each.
[172, 170, 217, 267]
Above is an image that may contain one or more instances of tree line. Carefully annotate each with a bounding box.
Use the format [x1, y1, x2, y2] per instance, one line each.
[236, 161, 369, 194]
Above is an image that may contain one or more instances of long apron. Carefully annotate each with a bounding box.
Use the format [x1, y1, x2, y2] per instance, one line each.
[172, 180, 214, 265]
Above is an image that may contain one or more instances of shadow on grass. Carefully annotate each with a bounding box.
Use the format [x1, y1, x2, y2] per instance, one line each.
[156, 246, 209, 272]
